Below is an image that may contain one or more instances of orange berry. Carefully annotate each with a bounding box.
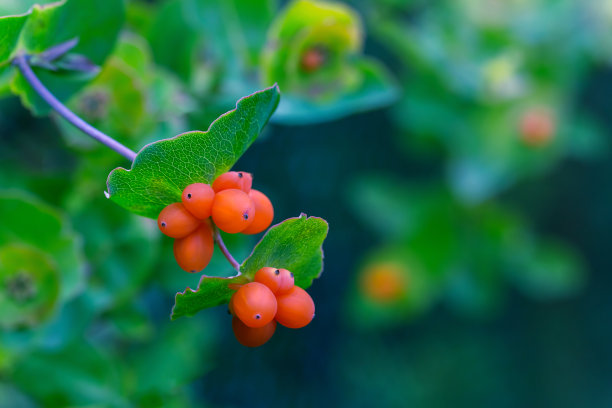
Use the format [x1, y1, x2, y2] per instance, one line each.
[277, 268, 294, 294]
[231, 282, 277, 328]
[173, 222, 214, 273]
[212, 171, 253, 193]
[519, 108, 555, 147]
[359, 263, 407, 302]
[254, 267, 294, 294]
[301, 48, 325, 72]
[211, 189, 255, 233]
[275, 286, 315, 329]
[232, 316, 276, 347]
[241, 189, 274, 234]
[157, 202, 200, 238]
[182, 183, 215, 219]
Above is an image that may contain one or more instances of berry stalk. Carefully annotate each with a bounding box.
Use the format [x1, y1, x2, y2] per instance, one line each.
[212, 224, 241, 274]
[12, 54, 137, 162]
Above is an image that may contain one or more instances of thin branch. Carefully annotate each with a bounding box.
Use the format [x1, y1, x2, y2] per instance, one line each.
[212, 225, 241, 274]
[12, 54, 137, 162]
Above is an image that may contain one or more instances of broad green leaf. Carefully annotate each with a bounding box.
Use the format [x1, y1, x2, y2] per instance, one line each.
[0, 244, 60, 328]
[240, 214, 329, 287]
[6, 0, 124, 115]
[271, 59, 399, 124]
[0, 191, 85, 301]
[106, 85, 280, 219]
[171, 214, 328, 320]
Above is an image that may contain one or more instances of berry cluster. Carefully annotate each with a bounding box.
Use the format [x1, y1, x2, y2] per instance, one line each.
[230, 267, 315, 347]
[157, 171, 274, 272]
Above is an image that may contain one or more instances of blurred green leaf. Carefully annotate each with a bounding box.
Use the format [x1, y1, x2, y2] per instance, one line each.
[11, 342, 128, 407]
[0, 191, 85, 301]
[272, 59, 399, 125]
[0, 244, 60, 329]
[508, 241, 586, 300]
[0, 12, 28, 64]
[106, 85, 280, 219]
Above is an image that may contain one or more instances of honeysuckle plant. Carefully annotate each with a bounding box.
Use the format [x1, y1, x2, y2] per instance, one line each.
[0, 0, 329, 322]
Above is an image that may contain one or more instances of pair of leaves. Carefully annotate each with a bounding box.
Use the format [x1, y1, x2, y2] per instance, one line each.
[0, 0, 124, 114]
[262, 0, 399, 124]
[0, 191, 86, 328]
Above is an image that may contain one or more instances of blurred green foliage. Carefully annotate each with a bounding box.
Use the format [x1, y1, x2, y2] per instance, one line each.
[1, 0, 612, 406]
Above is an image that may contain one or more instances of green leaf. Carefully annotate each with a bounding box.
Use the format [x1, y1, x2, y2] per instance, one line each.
[171, 214, 329, 320]
[6, 0, 125, 115]
[0, 244, 60, 329]
[106, 85, 280, 219]
[240, 214, 329, 287]
[0, 191, 85, 302]
[271, 58, 399, 124]
[171, 275, 249, 320]
[0, 13, 28, 65]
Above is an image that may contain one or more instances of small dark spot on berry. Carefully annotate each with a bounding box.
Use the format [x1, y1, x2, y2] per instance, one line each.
[238, 172, 243, 178]
[243, 213, 249, 220]
[187, 193, 192, 199]
[290, 272, 294, 278]
[255, 314, 261, 319]
[161, 222, 166, 227]
[275, 269, 280, 275]
[191, 270, 196, 273]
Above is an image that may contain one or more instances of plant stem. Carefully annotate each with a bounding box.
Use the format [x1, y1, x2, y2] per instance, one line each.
[212, 225, 241, 274]
[12, 54, 137, 162]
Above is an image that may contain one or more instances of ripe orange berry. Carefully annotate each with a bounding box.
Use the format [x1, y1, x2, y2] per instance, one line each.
[231, 282, 277, 328]
[301, 48, 326, 72]
[173, 222, 214, 273]
[254, 267, 294, 294]
[359, 263, 407, 302]
[275, 286, 315, 329]
[182, 183, 215, 219]
[232, 316, 276, 347]
[157, 202, 200, 238]
[519, 108, 555, 147]
[211, 189, 255, 233]
[212, 171, 253, 193]
[241, 189, 274, 235]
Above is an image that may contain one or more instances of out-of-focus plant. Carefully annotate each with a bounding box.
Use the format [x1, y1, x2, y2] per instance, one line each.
[261, 0, 398, 123]
[361, 0, 607, 202]
[124, 0, 398, 126]
[345, 175, 585, 328]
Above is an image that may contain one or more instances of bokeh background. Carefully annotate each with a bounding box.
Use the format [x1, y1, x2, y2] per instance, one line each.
[2, 0, 612, 406]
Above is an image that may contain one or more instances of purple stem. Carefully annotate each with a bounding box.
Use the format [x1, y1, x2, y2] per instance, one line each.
[12, 54, 137, 162]
[213, 225, 242, 274]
